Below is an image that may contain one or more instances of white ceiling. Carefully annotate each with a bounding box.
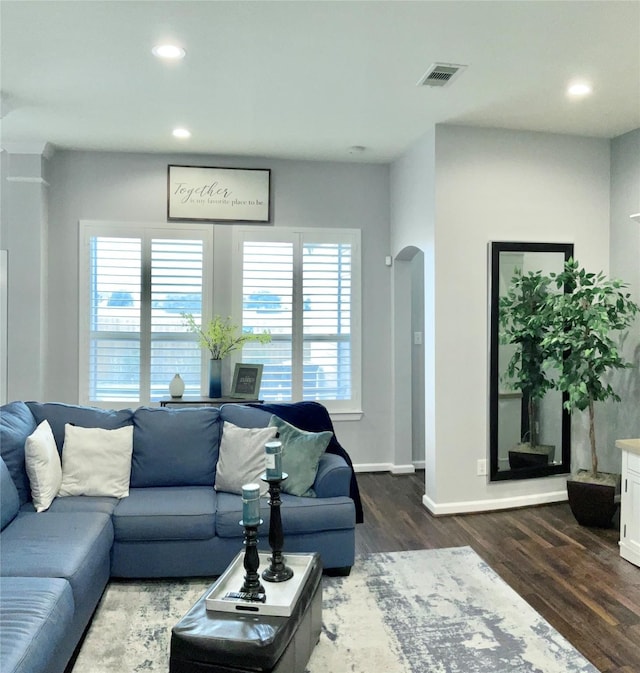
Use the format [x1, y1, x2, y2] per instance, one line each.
[1, 0, 639, 163]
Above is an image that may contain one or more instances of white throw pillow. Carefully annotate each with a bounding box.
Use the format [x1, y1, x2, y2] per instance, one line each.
[214, 421, 278, 495]
[59, 424, 133, 498]
[25, 420, 62, 512]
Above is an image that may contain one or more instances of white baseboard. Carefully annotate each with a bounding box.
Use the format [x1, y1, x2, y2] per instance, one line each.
[353, 462, 419, 474]
[353, 463, 393, 473]
[390, 464, 416, 475]
[422, 489, 568, 516]
[352, 461, 424, 474]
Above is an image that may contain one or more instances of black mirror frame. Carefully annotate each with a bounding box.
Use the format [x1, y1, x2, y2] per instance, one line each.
[489, 241, 573, 482]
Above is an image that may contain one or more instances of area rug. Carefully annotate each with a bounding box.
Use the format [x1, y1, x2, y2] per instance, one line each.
[71, 546, 599, 673]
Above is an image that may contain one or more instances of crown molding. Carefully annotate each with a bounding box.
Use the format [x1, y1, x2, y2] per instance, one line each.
[5, 176, 50, 186]
[0, 141, 55, 159]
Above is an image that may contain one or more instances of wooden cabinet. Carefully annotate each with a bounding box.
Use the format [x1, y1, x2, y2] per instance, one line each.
[616, 438, 640, 567]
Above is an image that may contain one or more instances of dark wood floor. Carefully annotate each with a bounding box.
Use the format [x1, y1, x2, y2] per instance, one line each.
[355, 470, 640, 673]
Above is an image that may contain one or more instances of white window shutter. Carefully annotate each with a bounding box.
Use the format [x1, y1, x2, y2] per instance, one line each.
[80, 222, 212, 406]
[235, 228, 360, 411]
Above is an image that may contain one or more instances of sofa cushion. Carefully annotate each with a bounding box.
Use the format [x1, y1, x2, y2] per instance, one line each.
[0, 512, 113, 602]
[1, 457, 20, 530]
[268, 415, 332, 497]
[214, 421, 277, 495]
[215, 491, 355, 538]
[26, 401, 134, 453]
[20, 495, 119, 516]
[24, 420, 62, 512]
[0, 401, 37, 505]
[0, 577, 74, 673]
[59, 424, 133, 498]
[131, 407, 221, 488]
[113, 487, 216, 541]
[219, 403, 271, 428]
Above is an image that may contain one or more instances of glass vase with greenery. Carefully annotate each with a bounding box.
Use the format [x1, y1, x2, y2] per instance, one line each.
[182, 313, 271, 360]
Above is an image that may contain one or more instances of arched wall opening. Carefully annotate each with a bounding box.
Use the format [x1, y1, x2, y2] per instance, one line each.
[391, 245, 425, 472]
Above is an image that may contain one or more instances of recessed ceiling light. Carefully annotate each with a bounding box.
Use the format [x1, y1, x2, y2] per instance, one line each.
[152, 44, 186, 60]
[567, 81, 593, 97]
[172, 128, 191, 139]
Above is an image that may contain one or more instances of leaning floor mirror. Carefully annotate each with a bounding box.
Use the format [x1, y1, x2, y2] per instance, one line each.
[489, 242, 573, 481]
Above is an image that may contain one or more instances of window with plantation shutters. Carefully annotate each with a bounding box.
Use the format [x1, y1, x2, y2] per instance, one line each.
[234, 228, 361, 413]
[79, 222, 212, 406]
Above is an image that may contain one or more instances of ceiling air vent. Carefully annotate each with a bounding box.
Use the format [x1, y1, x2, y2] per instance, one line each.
[417, 63, 467, 88]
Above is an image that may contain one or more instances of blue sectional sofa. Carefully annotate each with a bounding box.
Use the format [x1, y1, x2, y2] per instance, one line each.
[0, 400, 357, 673]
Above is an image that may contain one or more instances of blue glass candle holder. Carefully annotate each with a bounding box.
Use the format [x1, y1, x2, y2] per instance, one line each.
[265, 441, 282, 480]
[241, 483, 261, 526]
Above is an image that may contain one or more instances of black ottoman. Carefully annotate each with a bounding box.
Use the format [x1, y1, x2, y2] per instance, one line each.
[170, 553, 322, 673]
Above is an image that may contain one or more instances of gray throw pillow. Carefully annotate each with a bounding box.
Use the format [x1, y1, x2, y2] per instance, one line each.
[214, 421, 277, 495]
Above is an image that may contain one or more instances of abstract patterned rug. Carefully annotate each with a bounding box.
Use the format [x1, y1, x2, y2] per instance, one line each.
[72, 547, 599, 673]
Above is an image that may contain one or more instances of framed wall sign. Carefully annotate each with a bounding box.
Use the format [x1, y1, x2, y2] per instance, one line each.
[168, 165, 271, 223]
[230, 363, 264, 399]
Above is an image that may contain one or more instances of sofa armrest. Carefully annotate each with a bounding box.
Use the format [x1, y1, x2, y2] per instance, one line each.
[313, 453, 352, 498]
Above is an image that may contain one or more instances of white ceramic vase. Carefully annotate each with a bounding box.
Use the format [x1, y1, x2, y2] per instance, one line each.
[169, 373, 185, 398]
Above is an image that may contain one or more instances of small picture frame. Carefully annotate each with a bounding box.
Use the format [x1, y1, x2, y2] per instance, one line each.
[230, 363, 264, 399]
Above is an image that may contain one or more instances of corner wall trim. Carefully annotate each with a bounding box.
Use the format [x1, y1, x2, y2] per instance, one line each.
[422, 489, 568, 516]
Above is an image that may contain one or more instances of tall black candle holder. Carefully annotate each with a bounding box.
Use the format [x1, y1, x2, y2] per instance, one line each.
[239, 520, 264, 594]
[261, 473, 294, 582]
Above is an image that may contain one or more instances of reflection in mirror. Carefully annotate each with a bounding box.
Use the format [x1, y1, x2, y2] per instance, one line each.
[489, 242, 573, 481]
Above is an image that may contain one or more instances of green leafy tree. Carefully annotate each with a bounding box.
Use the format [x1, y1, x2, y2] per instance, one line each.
[182, 313, 270, 360]
[499, 269, 556, 448]
[543, 259, 639, 477]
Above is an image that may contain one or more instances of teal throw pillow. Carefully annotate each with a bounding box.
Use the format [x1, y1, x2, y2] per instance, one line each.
[268, 415, 332, 497]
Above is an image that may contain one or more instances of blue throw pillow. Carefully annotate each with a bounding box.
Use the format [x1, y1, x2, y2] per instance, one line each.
[0, 401, 37, 504]
[26, 401, 134, 452]
[0, 457, 20, 530]
[131, 407, 221, 487]
[268, 415, 332, 497]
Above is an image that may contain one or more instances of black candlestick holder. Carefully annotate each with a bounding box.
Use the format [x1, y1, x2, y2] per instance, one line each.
[261, 473, 294, 582]
[239, 520, 264, 594]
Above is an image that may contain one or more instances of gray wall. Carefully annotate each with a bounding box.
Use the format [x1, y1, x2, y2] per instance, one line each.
[389, 131, 436, 482]
[17, 150, 393, 467]
[607, 129, 640, 455]
[391, 124, 616, 513]
[2, 152, 49, 401]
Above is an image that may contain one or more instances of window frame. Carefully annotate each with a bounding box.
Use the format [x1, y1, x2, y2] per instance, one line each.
[232, 226, 362, 416]
[78, 220, 214, 408]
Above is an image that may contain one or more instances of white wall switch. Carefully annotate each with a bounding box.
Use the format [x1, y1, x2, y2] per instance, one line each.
[413, 331, 423, 345]
[477, 459, 487, 476]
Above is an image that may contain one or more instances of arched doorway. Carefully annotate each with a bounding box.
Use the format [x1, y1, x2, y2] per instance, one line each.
[392, 246, 425, 471]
